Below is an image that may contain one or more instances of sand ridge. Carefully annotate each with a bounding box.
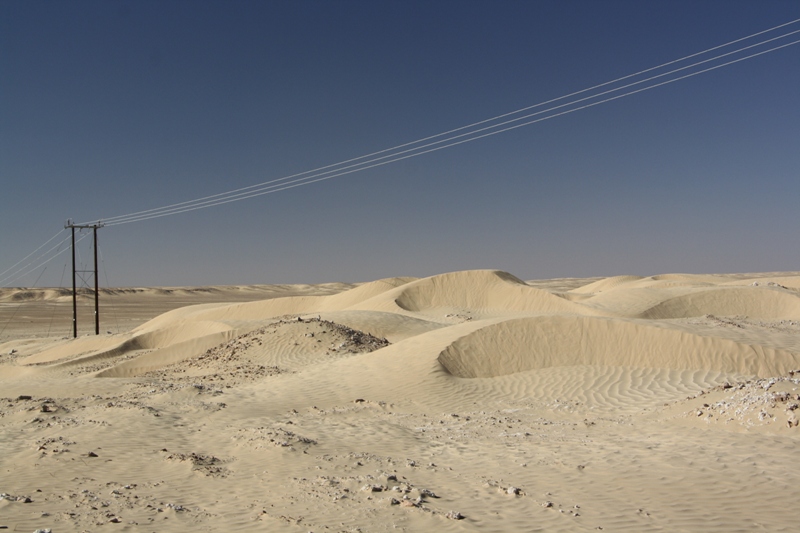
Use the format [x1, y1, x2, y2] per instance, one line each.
[1, 269, 800, 532]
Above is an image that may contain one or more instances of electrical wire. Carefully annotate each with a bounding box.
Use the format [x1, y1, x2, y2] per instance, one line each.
[0, 229, 65, 280]
[94, 17, 800, 227]
[0, 232, 73, 287]
[1, 233, 90, 288]
[101, 33, 800, 226]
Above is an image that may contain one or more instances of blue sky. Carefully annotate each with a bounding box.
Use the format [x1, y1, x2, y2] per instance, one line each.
[2, 0, 799, 287]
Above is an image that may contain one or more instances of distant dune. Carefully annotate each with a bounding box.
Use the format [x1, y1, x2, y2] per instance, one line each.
[0, 282, 358, 303]
[1, 269, 799, 532]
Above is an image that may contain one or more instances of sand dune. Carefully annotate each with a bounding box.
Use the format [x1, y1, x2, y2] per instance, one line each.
[438, 315, 800, 378]
[1, 269, 800, 532]
[580, 284, 800, 320]
[360, 269, 597, 318]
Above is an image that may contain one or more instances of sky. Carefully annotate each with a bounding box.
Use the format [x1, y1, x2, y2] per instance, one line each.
[1, 0, 799, 287]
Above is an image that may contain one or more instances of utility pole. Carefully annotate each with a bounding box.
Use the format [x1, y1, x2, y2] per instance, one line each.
[64, 220, 104, 338]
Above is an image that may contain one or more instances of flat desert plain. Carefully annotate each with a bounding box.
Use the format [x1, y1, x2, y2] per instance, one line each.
[1, 269, 800, 532]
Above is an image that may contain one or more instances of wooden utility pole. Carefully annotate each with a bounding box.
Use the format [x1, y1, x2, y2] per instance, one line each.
[64, 220, 104, 338]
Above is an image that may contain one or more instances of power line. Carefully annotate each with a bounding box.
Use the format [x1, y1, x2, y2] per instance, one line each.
[102, 32, 800, 226]
[3, 234, 88, 287]
[1, 232, 89, 287]
[94, 17, 800, 227]
[109, 40, 799, 225]
[0, 229, 65, 280]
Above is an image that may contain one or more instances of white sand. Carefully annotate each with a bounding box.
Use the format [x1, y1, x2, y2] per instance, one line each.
[1, 269, 799, 532]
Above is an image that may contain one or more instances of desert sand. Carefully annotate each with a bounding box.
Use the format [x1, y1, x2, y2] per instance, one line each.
[1, 269, 800, 532]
